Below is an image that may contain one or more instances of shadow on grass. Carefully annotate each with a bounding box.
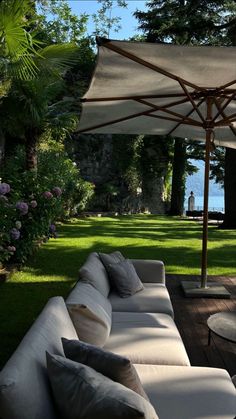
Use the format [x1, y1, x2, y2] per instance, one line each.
[16, 240, 236, 279]
[59, 217, 236, 242]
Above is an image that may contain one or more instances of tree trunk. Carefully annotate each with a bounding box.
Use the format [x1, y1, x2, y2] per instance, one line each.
[140, 136, 171, 214]
[221, 147, 236, 229]
[169, 138, 186, 215]
[25, 128, 38, 171]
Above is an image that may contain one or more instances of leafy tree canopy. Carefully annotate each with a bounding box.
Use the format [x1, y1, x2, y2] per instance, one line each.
[134, 0, 236, 45]
[36, 0, 88, 44]
[92, 0, 127, 38]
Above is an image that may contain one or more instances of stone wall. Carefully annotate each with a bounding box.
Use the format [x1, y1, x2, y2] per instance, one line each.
[72, 133, 170, 214]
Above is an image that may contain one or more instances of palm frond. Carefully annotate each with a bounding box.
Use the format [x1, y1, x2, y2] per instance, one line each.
[0, 0, 39, 80]
[35, 43, 79, 78]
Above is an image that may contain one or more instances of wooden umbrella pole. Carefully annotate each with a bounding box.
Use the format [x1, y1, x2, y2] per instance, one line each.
[201, 96, 213, 288]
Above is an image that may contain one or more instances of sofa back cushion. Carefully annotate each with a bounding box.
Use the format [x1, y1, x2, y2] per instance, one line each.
[79, 252, 110, 297]
[66, 282, 112, 347]
[0, 297, 78, 419]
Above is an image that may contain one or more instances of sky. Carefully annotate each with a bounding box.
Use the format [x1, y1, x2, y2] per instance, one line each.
[68, 0, 147, 39]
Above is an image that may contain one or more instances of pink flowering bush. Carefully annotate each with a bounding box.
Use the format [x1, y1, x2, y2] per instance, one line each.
[0, 144, 94, 266]
[43, 191, 53, 199]
[30, 200, 37, 208]
[52, 187, 62, 197]
[16, 201, 29, 215]
[0, 180, 62, 265]
[10, 228, 21, 240]
[0, 183, 10, 195]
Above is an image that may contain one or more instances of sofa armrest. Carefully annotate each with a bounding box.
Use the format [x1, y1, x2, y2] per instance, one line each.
[131, 259, 165, 284]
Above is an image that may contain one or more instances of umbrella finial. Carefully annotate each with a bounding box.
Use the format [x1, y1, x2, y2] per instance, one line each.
[96, 36, 110, 46]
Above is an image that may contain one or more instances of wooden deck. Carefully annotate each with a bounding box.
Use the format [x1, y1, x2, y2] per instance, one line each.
[166, 274, 236, 377]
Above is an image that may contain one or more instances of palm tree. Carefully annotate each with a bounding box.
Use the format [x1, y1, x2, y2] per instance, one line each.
[0, 0, 79, 170]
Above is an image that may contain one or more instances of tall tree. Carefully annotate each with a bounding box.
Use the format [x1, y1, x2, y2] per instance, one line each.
[92, 0, 127, 38]
[169, 139, 187, 215]
[220, 21, 236, 228]
[36, 0, 88, 44]
[134, 0, 236, 218]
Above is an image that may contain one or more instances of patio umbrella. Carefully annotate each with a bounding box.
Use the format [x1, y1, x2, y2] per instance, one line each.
[78, 37, 236, 297]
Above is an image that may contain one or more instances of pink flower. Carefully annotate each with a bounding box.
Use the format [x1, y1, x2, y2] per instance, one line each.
[0, 183, 10, 194]
[52, 187, 62, 197]
[7, 246, 16, 252]
[16, 201, 28, 215]
[49, 224, 56, 232]
[10, 228, 20, 240]
[30, 200, 37, 208]
[43, 191, 53, 199]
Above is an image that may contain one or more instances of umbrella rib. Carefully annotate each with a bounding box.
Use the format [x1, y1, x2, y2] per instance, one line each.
[167, 97, 206, 135]
[77, 107, 159, 133]
[136, 98, 202, 126]
[78, 105, 200, 133]
[82, 91, 236, 103]
[213, 97, 236, 136]
[215, 116, 236, 126]
[178, 80, 205, 123]
[217, 79, 236, 91]
[82, 93, 187, 102]
[212, 92, 236, 122]
[99, 38, 204, 92]
[147, 113, 201, 127]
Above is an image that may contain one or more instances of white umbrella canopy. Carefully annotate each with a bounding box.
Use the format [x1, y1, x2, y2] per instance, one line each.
[79, 38, 236, 293]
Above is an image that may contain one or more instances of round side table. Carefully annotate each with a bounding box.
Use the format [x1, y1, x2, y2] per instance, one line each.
[207, 311, 236, 345]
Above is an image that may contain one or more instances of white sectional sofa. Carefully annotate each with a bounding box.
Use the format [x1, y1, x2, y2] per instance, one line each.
[0, 252, 236, 419]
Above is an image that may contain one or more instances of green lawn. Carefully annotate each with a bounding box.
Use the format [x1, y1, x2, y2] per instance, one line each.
[1, 215, 236, 368]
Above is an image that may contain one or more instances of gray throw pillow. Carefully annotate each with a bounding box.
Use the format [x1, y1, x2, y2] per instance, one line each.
[107, 259, 144, 297]
[62, 338, 148, 400]
[46, 353, 159, 419]
[99, 251, 125, 270]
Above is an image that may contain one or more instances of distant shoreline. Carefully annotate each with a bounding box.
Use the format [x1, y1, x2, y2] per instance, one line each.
[184, 195, 224, 212]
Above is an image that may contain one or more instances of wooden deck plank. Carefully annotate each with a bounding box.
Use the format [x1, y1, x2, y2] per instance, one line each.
[166, 274, 236, 377]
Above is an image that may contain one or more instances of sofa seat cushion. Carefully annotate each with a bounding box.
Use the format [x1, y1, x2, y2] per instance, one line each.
[79, 252, 110, 297]
[0, 297, 78, 419]
[66, 282, 112, 347]
[104, 312, 190, 366]
[134, 364, 236, 419]
[109, 283, 174, 318]
[47, 353, 159, 419]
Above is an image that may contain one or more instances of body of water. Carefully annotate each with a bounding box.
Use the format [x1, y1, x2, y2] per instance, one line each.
[184, 195, 224, 212]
